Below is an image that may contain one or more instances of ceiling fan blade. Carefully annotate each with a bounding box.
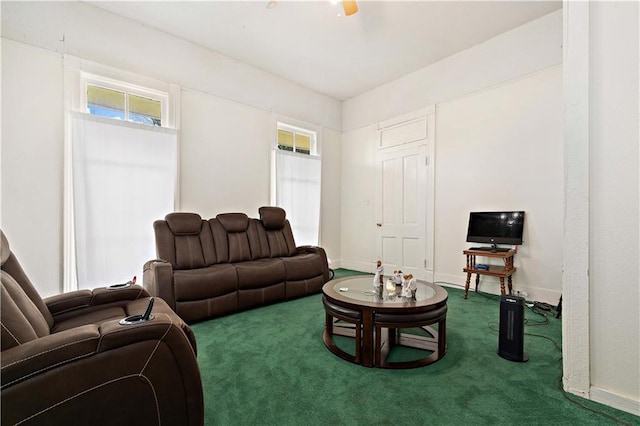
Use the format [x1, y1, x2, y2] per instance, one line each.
[343, 0, 358, 16]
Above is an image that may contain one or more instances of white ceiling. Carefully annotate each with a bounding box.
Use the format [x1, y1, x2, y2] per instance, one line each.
[89, 1, 562, 101]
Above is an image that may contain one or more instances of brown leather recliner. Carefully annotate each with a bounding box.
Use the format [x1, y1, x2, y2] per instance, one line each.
[0, 230, 204, 425]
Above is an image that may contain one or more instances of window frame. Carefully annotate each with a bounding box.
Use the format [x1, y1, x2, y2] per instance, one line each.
[81, 72, 169, 128]
[276, 122, 318, 156]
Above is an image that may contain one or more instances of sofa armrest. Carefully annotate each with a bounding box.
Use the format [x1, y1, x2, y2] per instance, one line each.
[297, 245, 330, 281]
[44, 285, 149, 316]
[1, 324, 101, 387]
[44, 290, 93, 315]
[143, 259, 176, 310]
[97, 313, 194, 355]
[297, 245, 327, 255]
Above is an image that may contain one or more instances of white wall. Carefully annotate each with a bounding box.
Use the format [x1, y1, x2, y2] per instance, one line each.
[1, 2, 343, 295]
[435, 67, 563, 302]
[341, 11, 564, 303]
[588, 0, 639, 412]
[180, 89, 272, 216]
[320, 128, 342, 264]
[1, 40, 64, 297]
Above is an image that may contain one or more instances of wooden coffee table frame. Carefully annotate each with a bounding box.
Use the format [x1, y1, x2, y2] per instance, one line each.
[322, 277, 448, 369]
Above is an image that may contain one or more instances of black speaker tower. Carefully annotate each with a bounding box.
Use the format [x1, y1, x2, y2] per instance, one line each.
[498, 294, 528, 362]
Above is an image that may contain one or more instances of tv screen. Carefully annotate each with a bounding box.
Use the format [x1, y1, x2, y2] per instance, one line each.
[466, 211, 525, 246]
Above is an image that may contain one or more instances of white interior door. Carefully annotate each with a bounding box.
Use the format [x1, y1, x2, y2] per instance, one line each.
[375, 108, 434, 281]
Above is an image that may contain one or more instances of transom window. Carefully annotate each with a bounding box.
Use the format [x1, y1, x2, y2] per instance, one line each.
[81, 73, 168, 127]
[277, 123, 316, 155]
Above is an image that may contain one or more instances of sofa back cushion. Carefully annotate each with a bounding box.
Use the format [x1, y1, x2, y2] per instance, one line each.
[247, 219, 271, 260]
[1, 271, 51, 351]
[214, 213, 252, 263]
[258, 207, 297, 257]
[154, 213, 217, 269]
[1, 230, 54, 330]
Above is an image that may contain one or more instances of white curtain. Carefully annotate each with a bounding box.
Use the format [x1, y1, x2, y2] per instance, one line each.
[71, 113, 177, 289]
[275, 150, 321, 246]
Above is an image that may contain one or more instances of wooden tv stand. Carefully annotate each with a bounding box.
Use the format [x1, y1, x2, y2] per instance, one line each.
[463, 248, 516, 299]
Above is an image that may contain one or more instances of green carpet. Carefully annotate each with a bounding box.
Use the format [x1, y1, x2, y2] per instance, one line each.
[191, 269, 639, 426]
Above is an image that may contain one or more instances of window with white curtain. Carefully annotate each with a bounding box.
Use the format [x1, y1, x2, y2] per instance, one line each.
[65, 60, 178, 290]
[274, 122, 321, 246]
[71, 113, 177, 289]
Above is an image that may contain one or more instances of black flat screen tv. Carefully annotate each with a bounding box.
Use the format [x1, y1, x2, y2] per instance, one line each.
[466, 211, 525, 246]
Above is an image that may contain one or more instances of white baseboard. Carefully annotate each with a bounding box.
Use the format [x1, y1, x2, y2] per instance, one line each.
[433, 272, 466, 286]
[338, 260, 373, 274]
[336, 263, 434, 284]
[590, 386, 640, 416]
[433, 272, 561, 304]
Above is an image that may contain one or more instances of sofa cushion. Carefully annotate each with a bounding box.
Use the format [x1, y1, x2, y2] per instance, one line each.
[165, 213, 203, 235]
[1, 231, 55, 328]
[247, 219, 270, 260]
[215, 213, 253, 263]
[235, 259, 286, 290]
[173, 264, 238, 302]
[1, 271, 50, 350]
[50, 306, 127, 333]
[259, 206, 286, 230]
[264, 220, 298, 258]
[174, 235, 207, 269]
[155, 219, 217, 270]
[227, 234, 252, 263]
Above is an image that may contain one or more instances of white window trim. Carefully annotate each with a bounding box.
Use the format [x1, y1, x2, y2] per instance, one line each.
[64, 55, 179, 128]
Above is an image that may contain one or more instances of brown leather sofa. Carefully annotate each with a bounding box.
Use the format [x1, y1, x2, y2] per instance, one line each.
[0, 230, 204, 426]
[144, 206, 330, 323]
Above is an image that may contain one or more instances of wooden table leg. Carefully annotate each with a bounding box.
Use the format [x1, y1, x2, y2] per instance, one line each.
[475, 273, 480, 293]
[374, 326, 381, 366]
[362, 310, 373, 367]
[438, 318, 446, 357]
[464, 272, 471, 299]
[499, 277, 506, 295]
[507, 275, 513, 295]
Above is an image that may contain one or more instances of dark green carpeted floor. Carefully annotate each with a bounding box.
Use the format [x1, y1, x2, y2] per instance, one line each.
[191, 269, 639, 426]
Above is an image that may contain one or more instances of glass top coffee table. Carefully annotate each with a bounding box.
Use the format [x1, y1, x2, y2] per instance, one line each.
[322, 275, 448, 368]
